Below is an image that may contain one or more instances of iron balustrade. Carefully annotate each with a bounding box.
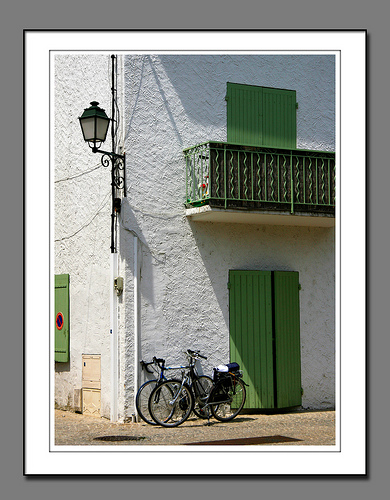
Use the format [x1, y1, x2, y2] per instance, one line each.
[184, 142, 335, 215]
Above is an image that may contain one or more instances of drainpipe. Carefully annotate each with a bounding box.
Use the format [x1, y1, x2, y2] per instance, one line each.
[110, 251, 119, 422]
[133, 235, 140, 420]
[117, 55, 140, 421]
[110, 55, 122, 423]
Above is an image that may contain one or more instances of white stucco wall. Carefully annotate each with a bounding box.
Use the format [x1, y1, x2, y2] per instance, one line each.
[54, 53, 335, 419]
[121, 54, 335, 415]
[54, 54, 120, 416]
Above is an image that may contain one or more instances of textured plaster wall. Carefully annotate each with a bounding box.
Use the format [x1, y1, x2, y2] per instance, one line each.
[54, 53, 335, 418]
[121, 54, 335, 414]
[54, 54, 119, 417]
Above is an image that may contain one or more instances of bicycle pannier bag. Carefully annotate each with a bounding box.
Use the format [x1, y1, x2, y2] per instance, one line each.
[226, 362, 240, 372]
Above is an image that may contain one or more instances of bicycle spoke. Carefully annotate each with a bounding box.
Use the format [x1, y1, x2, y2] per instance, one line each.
[192, 375, 213, 419]
[149, 380, 194, 427]
[210, 377, 246, 422]
[135, 380, 159, 425]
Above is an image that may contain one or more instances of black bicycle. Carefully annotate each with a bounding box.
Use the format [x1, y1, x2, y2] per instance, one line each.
[148, 350, 245, 427]
[136, 354, 212, 425]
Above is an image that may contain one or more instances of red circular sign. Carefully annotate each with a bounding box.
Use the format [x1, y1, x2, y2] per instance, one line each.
[56, 312, 64, 330]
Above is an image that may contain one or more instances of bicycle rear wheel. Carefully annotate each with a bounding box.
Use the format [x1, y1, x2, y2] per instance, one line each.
[192, 375, 213, 419]
[149, 379, 194, 427]
[210, 377, 246, 422]
[135, 379, 159, 425]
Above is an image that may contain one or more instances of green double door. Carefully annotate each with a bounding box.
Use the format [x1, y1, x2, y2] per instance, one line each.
[229, 270, 301, 409]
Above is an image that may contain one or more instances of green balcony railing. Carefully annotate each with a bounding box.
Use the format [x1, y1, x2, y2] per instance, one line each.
[184, 141, 336, 215]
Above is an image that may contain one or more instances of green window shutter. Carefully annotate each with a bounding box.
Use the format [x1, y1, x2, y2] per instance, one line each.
[262, 87, 297, 149]
[273, 271, 302, 408]
[226, 83, 263, 146]
[55, 274, 70, 363]
[229, 270, 275, 409]
[226, 82, 297, 148]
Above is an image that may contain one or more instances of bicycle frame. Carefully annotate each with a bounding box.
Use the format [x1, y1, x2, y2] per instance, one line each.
[164, 352, 211, 408]
[140, 357, 187, 383]
[154, 352, 207, 407]
[164, 368, 234, 415]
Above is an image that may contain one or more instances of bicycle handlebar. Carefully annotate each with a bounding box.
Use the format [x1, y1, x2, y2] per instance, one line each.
[140, 357, 166, 373]
[187, 349, 207, 360]
[141, 351, 206, 374]
[153, 356, 165, 365]
[140, 360, 154, 374]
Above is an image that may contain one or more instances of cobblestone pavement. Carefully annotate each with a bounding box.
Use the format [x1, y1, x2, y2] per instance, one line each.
[55, 408, 336, 446]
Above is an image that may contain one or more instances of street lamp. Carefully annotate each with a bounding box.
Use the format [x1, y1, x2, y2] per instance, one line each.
[79, 101, 110, 152]
[78, 56, 126, 254]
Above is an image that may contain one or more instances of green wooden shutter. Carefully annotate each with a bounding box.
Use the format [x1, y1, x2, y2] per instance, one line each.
[262, 87, 297, 149]
[226, 82, 297, 148]
[229, 270, 302, 410]
[226, 83, 264, 146]
[229, 270, 275, 408]
[273, 271, 302, 408]
[55, 274, 69, 362]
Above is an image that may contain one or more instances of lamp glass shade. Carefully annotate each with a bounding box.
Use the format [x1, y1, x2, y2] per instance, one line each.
[95, 116, 110, 142]
[79, 101, 110, 145]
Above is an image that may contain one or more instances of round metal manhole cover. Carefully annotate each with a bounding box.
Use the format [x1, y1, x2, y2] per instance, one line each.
[93, 435, 146, 442]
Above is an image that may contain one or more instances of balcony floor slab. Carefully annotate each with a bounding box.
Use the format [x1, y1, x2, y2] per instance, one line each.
[185, 205, 335, 227]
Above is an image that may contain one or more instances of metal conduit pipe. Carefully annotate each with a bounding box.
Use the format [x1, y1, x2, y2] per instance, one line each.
[133, 235, 140, 421]
[110, 252, 119, 422]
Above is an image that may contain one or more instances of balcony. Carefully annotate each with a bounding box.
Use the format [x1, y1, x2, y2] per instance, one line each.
[184, 142, 336, 227]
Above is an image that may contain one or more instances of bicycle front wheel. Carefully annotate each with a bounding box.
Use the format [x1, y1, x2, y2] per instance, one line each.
[210, 377, 246, 422]
[149, 379, 194, 427]
[135, 379, 159, 425]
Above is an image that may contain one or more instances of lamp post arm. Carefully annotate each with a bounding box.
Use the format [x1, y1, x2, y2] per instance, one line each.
[91, 147, 125, 161]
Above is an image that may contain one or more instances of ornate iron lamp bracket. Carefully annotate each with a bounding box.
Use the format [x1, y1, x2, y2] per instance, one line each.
[91, 148, 127, 253]
[97, 149, 127, 192]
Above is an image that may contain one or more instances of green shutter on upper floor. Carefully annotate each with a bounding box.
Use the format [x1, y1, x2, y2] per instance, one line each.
[226, 82, 297, 149]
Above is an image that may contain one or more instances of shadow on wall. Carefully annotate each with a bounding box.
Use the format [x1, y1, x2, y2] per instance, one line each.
[55, 361, 70, 373]
[119, 197, 156, 309]
[186, 220, 230, 331]
[120, 197, 175, 412]
[125, 55, 183, 147]
[158, 54, 335, 149]
[186, 220, 298, 331]
[186, 219, 335, 332]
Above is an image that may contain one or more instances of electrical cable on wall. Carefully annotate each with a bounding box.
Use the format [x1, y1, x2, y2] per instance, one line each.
[54, 163, 102, 183]
[54, 190, 111, 242]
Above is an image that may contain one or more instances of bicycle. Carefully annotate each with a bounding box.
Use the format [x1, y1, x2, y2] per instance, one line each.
[209, 362, 247, 422]
[148, 350, 245, 427]
[136, 354, 212, 425]
[136, 357, 181, 425]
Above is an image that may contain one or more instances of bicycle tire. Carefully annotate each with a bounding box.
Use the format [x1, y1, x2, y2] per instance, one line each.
[210, 377, 246, 422]
[135, 379, 160, 425]
[192, 375, 213, 419]
[149, 379, 194, 427]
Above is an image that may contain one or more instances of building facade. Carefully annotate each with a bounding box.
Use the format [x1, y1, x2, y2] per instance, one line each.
[54, 53, 336, 420]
